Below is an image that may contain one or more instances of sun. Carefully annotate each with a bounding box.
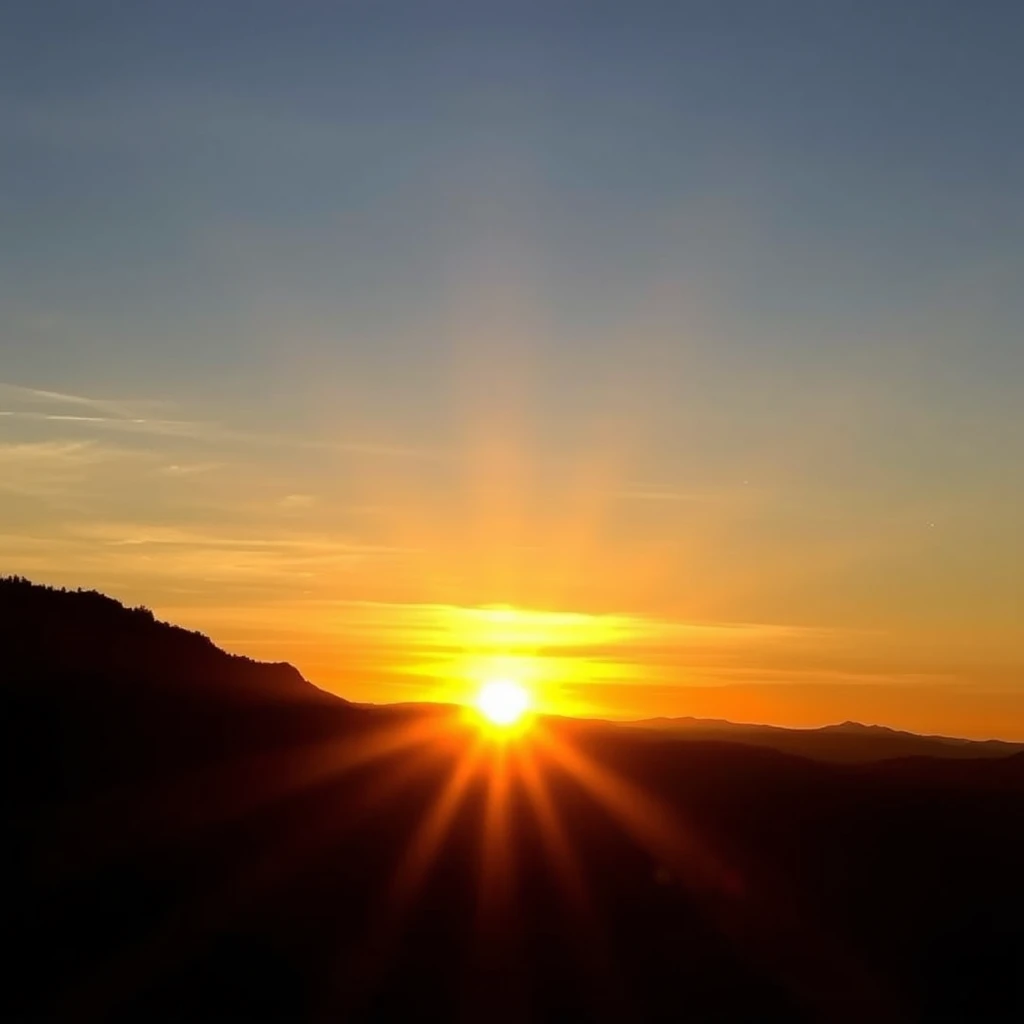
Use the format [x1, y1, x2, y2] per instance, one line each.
[475, 679, 532, 729]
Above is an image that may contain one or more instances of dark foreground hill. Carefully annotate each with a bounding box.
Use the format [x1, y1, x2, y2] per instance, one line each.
[3, 579, 1023, 1022]
[1, 576, 352, 810]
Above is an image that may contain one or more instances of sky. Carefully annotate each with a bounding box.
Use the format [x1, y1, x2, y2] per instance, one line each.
[2, 1, 1023, 737]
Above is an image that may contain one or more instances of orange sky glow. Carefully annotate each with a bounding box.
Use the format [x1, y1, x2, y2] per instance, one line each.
[2, 361, 1023, 742]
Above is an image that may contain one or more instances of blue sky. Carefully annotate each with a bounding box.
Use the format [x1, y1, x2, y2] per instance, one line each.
[2, 1, 1022, 733]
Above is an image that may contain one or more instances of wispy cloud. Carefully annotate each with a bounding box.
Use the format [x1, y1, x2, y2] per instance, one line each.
[30, 521, 410, 587]
[0, 381, 199, 440]
[279, 493, 315, 509]
[617, 488, 717, 503]
[0, 439, 136, 497]
[72, 521, 397, 554]
[0, 409, 205, 438]
[278, 600, 830, 658]
[0, 525, 413, 613]
[616, 483, 763, 503]
[0, 380, 444, 459]
[0, 383, 173, 420]
[157, 461, 223, 476]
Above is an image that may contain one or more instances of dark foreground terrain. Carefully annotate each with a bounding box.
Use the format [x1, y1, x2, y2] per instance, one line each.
[3, 578, 1023, 1022]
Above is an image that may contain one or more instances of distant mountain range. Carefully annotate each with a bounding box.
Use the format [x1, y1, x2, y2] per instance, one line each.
[621, 715, 1024, 763]
[364, 701, 1024, 764]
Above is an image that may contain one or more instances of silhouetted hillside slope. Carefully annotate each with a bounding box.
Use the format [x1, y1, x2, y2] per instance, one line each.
[627, 715, 1024, 763]
[0, 577, 356, 809]
[3, 579, 1023, 1022]
[1, 576, 325, 701]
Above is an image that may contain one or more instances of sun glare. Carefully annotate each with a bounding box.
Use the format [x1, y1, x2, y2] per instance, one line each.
[476, 679, 532, 729]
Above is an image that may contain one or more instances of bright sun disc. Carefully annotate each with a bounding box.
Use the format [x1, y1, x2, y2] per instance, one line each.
[476, 680, 531, 727]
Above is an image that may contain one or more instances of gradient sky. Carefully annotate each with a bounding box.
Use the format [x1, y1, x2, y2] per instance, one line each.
[2, 1, 1023, 737]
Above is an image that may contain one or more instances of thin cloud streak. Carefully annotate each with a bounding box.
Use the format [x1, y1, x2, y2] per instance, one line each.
[72, 521, 406, 557]
[0, 382, 172, 419]
[0, 439, 142, 497]
[0, 381, 445, 460]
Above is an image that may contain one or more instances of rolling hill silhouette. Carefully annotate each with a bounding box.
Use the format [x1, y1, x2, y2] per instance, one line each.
[3, 578, 1022, 1022]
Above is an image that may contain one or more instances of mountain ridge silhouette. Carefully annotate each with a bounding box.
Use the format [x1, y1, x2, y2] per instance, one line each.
[623, 714, 1024, 763]
[1, 575, 333, 704]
